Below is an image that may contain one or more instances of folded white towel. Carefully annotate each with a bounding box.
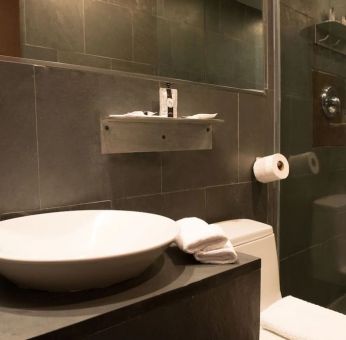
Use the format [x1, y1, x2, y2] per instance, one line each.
[109, 111, 157, 117]
[194, 240, 238, 264]
[175, 217, 229, 254]
[183, 113, 218, 120]
[261, 296, 346, 340]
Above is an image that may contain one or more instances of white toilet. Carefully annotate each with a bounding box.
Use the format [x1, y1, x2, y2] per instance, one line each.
[214, 219, 346, 340]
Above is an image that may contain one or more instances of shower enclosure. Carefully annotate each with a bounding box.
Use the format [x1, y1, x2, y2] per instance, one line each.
[279, 0, 346, 313]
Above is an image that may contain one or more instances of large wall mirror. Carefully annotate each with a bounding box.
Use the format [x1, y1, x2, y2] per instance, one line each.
[0, 0, 265, 90]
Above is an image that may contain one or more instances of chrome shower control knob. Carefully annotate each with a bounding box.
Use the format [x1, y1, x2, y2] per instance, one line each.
[321, 86, 341, 119]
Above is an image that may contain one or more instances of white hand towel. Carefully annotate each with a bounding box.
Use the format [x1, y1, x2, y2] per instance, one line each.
[175, 217, 228, 253]
[183, 113, 218, 119]
[194, 240, 238, 264]
[261, 295, 346, 340]
[109, 111, 157, 117]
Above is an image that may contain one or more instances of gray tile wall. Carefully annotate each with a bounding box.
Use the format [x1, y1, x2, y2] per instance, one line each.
[0, 58, 274, 226]
[280, 0, 346, 307]
[19, 0, 265, 90]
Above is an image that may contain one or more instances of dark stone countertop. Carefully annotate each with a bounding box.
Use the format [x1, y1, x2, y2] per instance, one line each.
[0, 247, 260, 339]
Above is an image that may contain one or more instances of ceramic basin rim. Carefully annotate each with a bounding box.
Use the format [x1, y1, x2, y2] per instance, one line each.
[0, 210, 178, 263]
[0, 242, 175, 264]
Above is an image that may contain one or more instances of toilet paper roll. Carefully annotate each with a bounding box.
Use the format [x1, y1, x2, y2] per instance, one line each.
[253, 154, 289, 183]
[288, 152, 320, 176]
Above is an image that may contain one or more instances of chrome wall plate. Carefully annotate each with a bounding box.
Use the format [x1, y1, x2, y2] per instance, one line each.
[321, 86, 341, 119]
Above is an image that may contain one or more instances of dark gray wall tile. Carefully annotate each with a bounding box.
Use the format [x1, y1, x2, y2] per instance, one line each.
[220, 0, 247, 40]
[162, 0, 205, 28]
[21, 0, 266, 91]
[279, 147, 333, 258]
[35, 66, 110, 208]
[280, 4, 313, 98]
[280, 246, 344, 307]
[163, 22, 205, 82]
[161, 189, 206, 220]
[280, 95, 313, 155]
[22, 45, 57, 62]
[111, 59, 156, 75]
[133, 12, 157, 65]
[85, 0, 132, 60]
[0, 200, 111, 221]
[25, 0, 84, 52]
[280, 0, 329, 21]
[114, 189, 206, 221]
[0, 62, 39, 213]
[113, 194, 164, 215]
[157, 18, 174, 77]
[206, 182, 267, 224]
[93, 72, 159, 115]
[162, 84, 238, 192]
[108, 153, 161, 200]
[205, 32, 239, 87]
[64, 200, 112, 210]
[107, 0, 157, 14]
[205, 0, 220, 33]
[35, 66, 159, 208]
[57, 51, 112, 69]
[280, 176, 321, 258]
[239, 93, 274, 182]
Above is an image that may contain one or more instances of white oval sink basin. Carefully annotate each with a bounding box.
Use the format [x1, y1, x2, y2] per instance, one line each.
[0, 210, 178, 292]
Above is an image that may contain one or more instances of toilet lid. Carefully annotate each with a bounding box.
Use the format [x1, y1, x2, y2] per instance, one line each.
[212, 219, 273, 246]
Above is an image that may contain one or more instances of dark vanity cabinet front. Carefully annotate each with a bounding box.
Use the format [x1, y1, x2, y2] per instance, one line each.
[0, 249, 260, 340]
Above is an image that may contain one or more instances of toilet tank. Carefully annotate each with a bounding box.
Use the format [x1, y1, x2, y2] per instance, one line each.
[213, 219, 282, 311]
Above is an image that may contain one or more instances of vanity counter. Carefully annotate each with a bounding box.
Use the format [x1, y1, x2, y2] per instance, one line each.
[0, 248, 260, 340]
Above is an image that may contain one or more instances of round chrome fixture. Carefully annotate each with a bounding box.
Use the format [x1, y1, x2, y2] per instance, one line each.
[321, 86, 341, 119]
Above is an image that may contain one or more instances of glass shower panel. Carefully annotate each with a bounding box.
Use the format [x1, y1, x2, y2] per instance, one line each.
[280, 0, 346, 313]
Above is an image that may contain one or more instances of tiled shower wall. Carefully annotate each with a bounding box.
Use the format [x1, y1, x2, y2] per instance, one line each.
[280, 0, 346, 307]
[0, 57, 275, 224]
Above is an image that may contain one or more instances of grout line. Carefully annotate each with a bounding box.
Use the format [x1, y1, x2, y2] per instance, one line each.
[23, 0, 27, 44]
[131, 10, 135, 61]
[280, 1, 314, 20]
[237, 92, 240, 183]
[121, 185, 216, 201]
[24, 42, 152, 67]
[280, 243, 321, 262]
[160, 154, 163, 193]
[83, 0, 86, 53]
[94, 0, 130, 10]
[24, 42, 58, 51]
[33, 66, 42, 209]
[0, 200, 113, 217]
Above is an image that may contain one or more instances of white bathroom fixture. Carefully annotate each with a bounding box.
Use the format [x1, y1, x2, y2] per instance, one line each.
[214, 218, 346, 340]
[0, 210, 178, 291]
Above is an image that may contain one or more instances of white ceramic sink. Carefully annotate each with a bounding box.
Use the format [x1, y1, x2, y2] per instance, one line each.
[0, 210, 178, 292]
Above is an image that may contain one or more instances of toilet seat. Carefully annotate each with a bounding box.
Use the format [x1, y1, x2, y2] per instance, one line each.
[260, 295, 346, 340]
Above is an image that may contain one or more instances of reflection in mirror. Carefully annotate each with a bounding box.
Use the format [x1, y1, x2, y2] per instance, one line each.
[0, 0, 265, 90]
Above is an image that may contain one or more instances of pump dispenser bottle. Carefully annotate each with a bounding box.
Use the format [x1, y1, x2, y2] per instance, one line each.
[159, 83, 178, 118]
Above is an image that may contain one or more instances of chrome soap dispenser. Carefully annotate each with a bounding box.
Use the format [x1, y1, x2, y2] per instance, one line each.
[159, 82, 177, 118]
